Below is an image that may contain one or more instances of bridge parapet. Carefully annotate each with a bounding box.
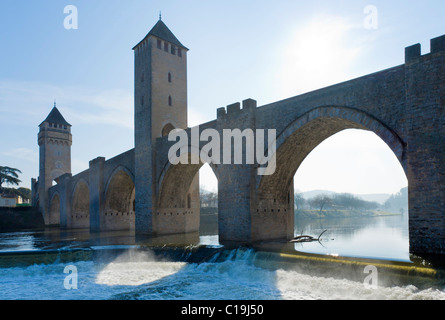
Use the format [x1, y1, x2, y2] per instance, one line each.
[217, 99, 257, 118]
[405, 35, 445, 63]
[431, 34, 445, 54]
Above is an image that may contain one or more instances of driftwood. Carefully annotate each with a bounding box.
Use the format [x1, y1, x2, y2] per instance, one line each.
[290, 230, 327, 243]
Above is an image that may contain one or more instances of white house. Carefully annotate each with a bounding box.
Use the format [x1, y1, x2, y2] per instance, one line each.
[0, 193, 27, 207]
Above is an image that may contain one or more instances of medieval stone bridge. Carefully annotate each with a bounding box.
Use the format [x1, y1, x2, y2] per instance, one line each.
[153, 36, 445, 255]
[36, 22, 445, 256]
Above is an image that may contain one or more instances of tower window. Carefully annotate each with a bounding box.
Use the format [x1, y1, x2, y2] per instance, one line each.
[171, 45, 176, 55]
[168, 72, 172, 83]
[141, 73, 144, 82]
[157, 39, 162, 49]
[178, 48, 182, 57]
[164, 42, 168, 52]
[168, 95, 172, 106]
[141, 95, 144, 106]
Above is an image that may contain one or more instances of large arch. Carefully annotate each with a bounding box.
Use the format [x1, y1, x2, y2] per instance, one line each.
[48, 193, 60, 226]
[258, 106, 406, 201]
[70, 179, 90, 229]
[253, 106, 407, 241]
[103, 167, 135, 231]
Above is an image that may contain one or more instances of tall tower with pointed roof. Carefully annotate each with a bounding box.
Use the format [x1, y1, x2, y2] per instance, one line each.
[133, 16, 189, 140]
[133, 17, 199, 234]
[37, 104, 72, 224]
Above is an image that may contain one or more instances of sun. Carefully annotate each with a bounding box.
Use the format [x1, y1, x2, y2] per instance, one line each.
[279, 14, 361, 97]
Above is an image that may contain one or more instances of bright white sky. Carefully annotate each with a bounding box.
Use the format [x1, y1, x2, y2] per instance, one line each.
[1, 1, 443, 195]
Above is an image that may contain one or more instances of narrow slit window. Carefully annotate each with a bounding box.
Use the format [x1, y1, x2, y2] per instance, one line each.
[168, 95, 172, 106]
[168, 72, 172, 83]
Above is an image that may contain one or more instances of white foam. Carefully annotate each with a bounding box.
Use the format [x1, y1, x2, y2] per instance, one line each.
[0, 249, 443, 300]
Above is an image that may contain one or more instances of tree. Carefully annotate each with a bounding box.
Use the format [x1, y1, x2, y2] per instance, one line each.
[294, 192, 306, 210]
[16, 187, 32, 200]
[384, 187, 408, 213]
[309, 194, 332, 214]
[0, 166, 22, 190]
[200, 189, 218, 208]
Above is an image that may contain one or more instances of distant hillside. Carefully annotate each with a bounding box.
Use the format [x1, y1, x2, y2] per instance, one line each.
[301, 190, 391, 205]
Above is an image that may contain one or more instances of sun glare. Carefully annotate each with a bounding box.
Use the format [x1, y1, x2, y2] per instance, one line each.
[280, 15, 361, 97]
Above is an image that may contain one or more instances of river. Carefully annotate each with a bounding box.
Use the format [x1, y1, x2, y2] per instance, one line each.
[292, 214, 410, 261]
[0, 214, 444, 300]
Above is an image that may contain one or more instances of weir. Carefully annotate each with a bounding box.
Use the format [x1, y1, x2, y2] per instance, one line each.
[0, 243, 444, 292]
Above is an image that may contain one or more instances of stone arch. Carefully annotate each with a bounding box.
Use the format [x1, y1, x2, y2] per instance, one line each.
[158, 160, 201, 209]
[70, 179, 90, 229]
[103, 167, 135, 231]
[49, 192, 60, 226]
[253, 106, 407, 241]
[157, 150, 218, 209]
[161, 123, 176, 137]
[258, 106, 407, 202]
[156, 151, 218, 235]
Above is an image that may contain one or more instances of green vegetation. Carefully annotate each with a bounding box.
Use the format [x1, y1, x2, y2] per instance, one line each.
[0, 166, 22, 190]
[200, 189, 217, 209]
[199, 187, 408, 219]
[0, 166, 31, 204]
[383, 187, 408, 214]
[295, 208, 396, 219]
[295, 188, 408, 218]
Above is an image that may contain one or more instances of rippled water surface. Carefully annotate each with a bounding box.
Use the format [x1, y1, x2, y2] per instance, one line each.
[0, 248, 444, 300]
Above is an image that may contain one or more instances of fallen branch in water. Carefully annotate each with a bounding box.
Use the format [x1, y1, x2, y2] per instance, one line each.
[290, 229, 327, 243]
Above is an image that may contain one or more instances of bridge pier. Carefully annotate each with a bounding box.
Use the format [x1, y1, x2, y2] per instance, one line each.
[217, 164, 254, 243]
[405, 37, 445, 255]
[58, 173, 72, 229]
[89, 157, 105, 232]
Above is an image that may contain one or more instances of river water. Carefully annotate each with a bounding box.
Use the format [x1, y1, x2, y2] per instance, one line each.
[0, 214, 444, 300]
[292, 214, 410, 261]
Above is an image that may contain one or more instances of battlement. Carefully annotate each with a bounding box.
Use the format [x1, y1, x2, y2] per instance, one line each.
[217, 99, 257, 118]
[89, 156, 105, 166]
[405, 34, 445, 63]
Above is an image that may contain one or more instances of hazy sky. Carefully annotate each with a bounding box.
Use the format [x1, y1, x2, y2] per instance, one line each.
[0, 1, 443, 195]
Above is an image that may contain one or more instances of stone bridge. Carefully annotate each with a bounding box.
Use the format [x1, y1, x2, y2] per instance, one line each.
[153, 37, 445, 255]
[40, 30, 445, 255]
[47, 149, 135, 232]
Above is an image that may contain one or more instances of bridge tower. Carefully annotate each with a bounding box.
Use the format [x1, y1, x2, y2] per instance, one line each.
[37, 103, 72, 225]
[133, 17, 199, 234]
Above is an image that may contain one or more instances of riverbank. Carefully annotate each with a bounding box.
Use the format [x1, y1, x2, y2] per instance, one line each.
[0, 207, 44, 232]
[295, 209, 399, 219]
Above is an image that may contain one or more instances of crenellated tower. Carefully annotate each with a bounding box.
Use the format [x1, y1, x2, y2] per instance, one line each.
[37, 103, 72, 225]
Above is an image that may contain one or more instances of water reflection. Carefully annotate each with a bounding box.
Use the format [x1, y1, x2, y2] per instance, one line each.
[0, 214, 409, 262]
[0, 228, 214, 253]
[293, 215, 410, 262]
